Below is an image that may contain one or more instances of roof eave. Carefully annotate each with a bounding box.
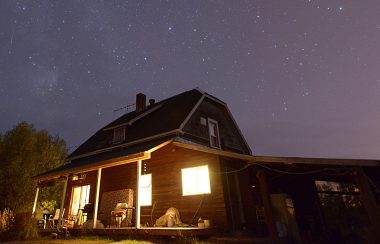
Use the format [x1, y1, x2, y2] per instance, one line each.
[67, 129, 183, 161]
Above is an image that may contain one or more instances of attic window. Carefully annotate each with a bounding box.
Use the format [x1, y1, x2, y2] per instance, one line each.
[113, 126, 125, 144]
[208, 118, 220, 148]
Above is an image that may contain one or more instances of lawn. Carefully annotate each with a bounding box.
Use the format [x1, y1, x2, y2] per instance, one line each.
[2, 236, 155, 244]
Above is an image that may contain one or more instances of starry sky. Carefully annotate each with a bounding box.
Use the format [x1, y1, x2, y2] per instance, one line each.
[1, 0, 380, 159]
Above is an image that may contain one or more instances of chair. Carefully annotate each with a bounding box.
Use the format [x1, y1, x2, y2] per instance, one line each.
[49, 208, 65, 228]
[256, 206, 266, 224]
[111, 203, 130, 227]
[98, 189, 134, 227]
[81, 203, 94, 224]
[34, 208, 48, 229]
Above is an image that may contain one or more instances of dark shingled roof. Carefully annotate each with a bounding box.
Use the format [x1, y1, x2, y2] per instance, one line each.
[68, 88, 203, 159]
[34, 137, 173, 180]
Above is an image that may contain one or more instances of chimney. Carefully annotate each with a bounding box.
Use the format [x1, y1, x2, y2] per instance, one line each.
[136, 93, 146, 112]
[149, 98, 155, 106]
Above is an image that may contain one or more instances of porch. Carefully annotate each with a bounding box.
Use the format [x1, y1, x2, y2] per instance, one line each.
[32, 140, 229, 236]
[39, 226, 216, 237]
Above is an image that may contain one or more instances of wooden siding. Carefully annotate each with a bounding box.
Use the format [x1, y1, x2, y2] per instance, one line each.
[63, 143, 230, 230]
[140, 144, 229, 230]
[63, 164, 137, 220]
[219, 158, 256, 231]
[182, 97, 250, 154]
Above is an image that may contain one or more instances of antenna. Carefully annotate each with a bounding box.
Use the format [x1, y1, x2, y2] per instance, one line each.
[113, 103, 135, 118]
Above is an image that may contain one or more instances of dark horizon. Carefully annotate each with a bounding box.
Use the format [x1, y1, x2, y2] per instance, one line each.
[1, 1, 380, 159]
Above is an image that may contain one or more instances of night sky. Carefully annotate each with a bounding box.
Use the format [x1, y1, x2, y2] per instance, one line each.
[1, 1, 380, 159]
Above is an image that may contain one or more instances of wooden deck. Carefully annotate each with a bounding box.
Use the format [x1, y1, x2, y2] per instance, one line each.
[40, 227, 216, 237]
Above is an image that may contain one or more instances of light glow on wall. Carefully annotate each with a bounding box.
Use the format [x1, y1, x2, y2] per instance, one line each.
[182, 165, 211, 196]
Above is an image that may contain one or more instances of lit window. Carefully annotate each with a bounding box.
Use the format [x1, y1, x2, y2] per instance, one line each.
[113, 126, 125, 144]
[182, 165, 211, 196]
[139, 174, 152, 206]
[208, 119, 220, 148]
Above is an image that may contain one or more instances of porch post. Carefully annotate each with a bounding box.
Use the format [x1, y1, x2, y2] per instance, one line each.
[256, 169, 277, 238]
[32, 187, 40, 217]
[93, 168, 102, 229]
[136, 159, 142, 228]
[353, 167, 380, 241]
[58, 176, 68, 228]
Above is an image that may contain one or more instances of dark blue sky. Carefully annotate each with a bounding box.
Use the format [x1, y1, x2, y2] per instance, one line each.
[1, 0, 380, 159]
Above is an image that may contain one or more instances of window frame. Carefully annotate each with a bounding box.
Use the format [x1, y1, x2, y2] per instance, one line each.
[181, 165, 211, 196]
[207, 118, 221, 149]
[113, 126, 126, 144]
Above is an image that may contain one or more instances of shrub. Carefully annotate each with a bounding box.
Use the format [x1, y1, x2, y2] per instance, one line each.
[40, 200, 57, 213]
[0, 208, 15, 241]
[0, 208, 15, 233]
[14, 212, 40, 240]
[0, 210, 39, 241]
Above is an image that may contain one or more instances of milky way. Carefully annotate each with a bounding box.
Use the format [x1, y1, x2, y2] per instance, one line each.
[1, 0, 380, 159]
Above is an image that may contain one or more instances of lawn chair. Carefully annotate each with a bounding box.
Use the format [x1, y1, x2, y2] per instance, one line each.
[49, 208, 65, 228]
[98, 189, 134, 227]
[111, 202, 135, 227]
[34, 208, 49, 229]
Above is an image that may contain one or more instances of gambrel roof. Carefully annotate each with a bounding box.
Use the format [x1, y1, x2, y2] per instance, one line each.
[68, 88, 251, 160]
[34, 88, 252, 181]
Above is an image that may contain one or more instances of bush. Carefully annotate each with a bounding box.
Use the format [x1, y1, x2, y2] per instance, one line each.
[0, 208, 15, 232]
[0, 208, 15, 241]
[40, 200, 57, 213]
[0, 210, 39, 241]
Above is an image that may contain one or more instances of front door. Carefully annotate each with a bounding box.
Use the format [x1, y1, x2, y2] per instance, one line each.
[69, 185, 90, 222]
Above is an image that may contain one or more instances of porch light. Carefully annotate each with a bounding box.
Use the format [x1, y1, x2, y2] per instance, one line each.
[71, 174, 79, 181]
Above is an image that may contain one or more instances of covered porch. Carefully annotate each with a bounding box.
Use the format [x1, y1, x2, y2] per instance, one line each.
[32, 139, 218, 236]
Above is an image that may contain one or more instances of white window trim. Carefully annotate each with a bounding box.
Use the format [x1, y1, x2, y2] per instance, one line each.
[113, 126, 126, 144]
[181, 165, 211, 196]
[208, 118, 221, 149]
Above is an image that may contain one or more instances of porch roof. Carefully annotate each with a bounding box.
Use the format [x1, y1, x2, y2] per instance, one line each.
[33, 138, 173, 182]
[253, 156, 380, 167]
[173, 138, 380, 167]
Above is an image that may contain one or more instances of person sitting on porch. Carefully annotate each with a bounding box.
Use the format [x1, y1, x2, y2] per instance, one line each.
[154, 207, 182, 227]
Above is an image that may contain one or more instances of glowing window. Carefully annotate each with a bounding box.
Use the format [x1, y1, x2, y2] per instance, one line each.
[139, 174, 152, 206]
[182, 165, 211, 196]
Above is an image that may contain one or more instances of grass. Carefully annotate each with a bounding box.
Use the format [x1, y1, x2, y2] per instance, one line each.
[2, 235, 155, 244]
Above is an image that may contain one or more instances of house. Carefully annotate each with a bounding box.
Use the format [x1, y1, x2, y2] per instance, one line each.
[33, 88, 380, 241]
[33, 88, 255, 236]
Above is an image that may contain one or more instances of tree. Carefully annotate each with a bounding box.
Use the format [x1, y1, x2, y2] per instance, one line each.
[0, 122, 67, 213]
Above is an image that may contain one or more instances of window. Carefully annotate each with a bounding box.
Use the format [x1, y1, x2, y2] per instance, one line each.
[139, 174, 152, 206]
[181, 165, 211, 196]
[113, 126, 125, 144]
[208, 118, 220, 148]
[69, 185, 90, 218]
